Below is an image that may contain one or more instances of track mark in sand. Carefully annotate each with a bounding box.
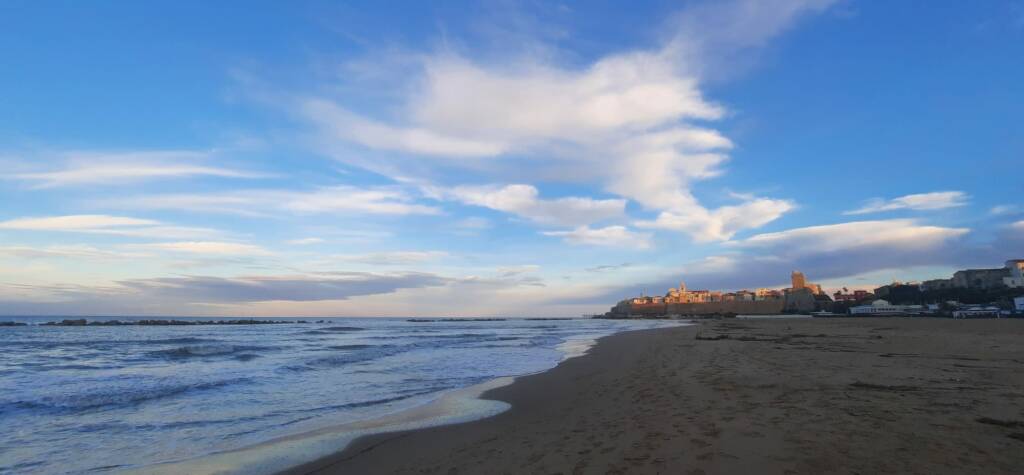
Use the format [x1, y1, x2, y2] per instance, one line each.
[976, 417, 1024, 428]
[848, 381, 919, 392]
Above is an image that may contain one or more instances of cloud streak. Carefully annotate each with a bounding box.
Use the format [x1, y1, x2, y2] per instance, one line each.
[543, 225, 652, 249]
[95, 186, 442, 217]
[844, 191, 969, 215]
[428, 184, 625, 226]
[0, 215, 222, 239]
[8, 150, 268, 188]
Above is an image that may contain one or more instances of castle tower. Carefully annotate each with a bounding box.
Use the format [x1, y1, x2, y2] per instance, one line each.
[791, 271, 807, 290]
[679, 281, 687, 292]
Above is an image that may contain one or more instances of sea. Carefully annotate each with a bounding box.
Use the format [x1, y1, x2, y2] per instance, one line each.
[0, 316, 682, 474]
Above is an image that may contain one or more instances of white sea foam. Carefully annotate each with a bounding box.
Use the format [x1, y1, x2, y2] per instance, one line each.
[124, 377, 515, 475]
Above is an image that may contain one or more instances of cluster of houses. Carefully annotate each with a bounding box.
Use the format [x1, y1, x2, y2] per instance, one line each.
[838, 259, 1024, 318]
[608, 259, 1024, 319]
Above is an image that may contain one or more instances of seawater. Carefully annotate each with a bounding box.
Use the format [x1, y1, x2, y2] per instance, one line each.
[0, 317, 680, 474]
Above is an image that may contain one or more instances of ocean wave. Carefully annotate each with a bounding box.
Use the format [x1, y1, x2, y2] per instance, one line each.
[327, 344, 375, 350]
[3, 336, 220, 350]
[5, 377, 253, 412]
[285, 334, 534, 371]
[300, 326, 365, 336]
[151, 344, 276, 358]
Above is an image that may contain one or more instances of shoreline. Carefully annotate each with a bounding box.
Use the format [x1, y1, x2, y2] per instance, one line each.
[282, 317, 1024, 474]
[276, 326, 678, 475]
[121, 323, 684, 475]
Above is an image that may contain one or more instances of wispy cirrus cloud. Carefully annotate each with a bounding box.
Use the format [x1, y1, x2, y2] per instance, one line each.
[0, 215, 223, 239]
[115, 272, 451, 303]
[283, 0, 838, 242]
[427, 184, 625, 226]
[286, 237, 325, 245]
[0, 245, 148, 260]
[129, 241, 272, 256]
[990, 205, 1020, 216]
[543, 225, 652, 249]
[94, 186, 441, 217]
[7, 150, 269, 188]
[730, 219, 970, 254]
[844, 191, 969, 215]
[316, 251, 449, 266]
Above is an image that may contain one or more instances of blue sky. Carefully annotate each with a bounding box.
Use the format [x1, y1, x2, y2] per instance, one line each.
[1, 0, 1022, 316]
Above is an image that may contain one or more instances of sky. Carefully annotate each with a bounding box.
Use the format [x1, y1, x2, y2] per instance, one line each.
[1, 0, 1022, 317]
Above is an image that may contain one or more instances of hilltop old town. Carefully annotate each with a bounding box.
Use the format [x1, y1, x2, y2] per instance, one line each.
[604, 259, 1024, 319]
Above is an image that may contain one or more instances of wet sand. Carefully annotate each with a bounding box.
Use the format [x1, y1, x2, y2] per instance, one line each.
[281, 318, 1024, 474]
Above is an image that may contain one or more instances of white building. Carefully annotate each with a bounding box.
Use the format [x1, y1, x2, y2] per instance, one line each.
[1015, 296, 1024, 312]
[1004, 259, 1024, 288]
[952, 306, 1002, 319]
[849, 299, 925, 315]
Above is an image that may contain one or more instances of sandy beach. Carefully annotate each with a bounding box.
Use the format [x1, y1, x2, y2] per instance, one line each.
[282, 318, 1024, 474]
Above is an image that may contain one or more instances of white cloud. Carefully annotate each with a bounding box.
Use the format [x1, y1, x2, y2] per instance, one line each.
[131, 241, 272, 256]
[8, 150, 267, 188]
[543, 225, 652, 249]
[302, 99, 507, 158]
[0, 215, 158, 230]
[990, 205, 1020, 216]
[409, 53, 725, 143]
[454, 217, 492, 230]
[635, 196, 795, 241]
[432, 184, 625, 226]
[1012, 220, 1024, 231]
[320, 251, 449, 266]
[0, 245, 147, 260]
[288, 1, 835, 241]
[496, 264, 541, 277]
[97, 186, 441, 217]
[669, 0, 839, 60]
[732, 219, 970, 253]
[281, 186, 440, 215]
[287, 237, 325, 245]
[844, 191, 969, 215]
[0, 215, 222, 240]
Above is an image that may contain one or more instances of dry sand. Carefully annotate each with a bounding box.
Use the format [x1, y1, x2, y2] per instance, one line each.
[281, 318, 1024, 474]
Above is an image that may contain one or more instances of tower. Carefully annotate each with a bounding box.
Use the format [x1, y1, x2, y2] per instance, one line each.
[791, 271, 807, 290]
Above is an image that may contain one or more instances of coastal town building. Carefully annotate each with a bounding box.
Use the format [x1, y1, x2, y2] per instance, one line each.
[952, 306, 1002, 319]
[789, 270, 823, 295]
[920, 278, 954, 291]
[1004, 259, 1024, 288]
[833, 290, 872, 302]
[918, 260, 1023, 291]
[791, 271, 807, 290]
[849, 299, 925, 315]
[1015, 296, 1024, 312]
[952, 267, 1010, 289]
